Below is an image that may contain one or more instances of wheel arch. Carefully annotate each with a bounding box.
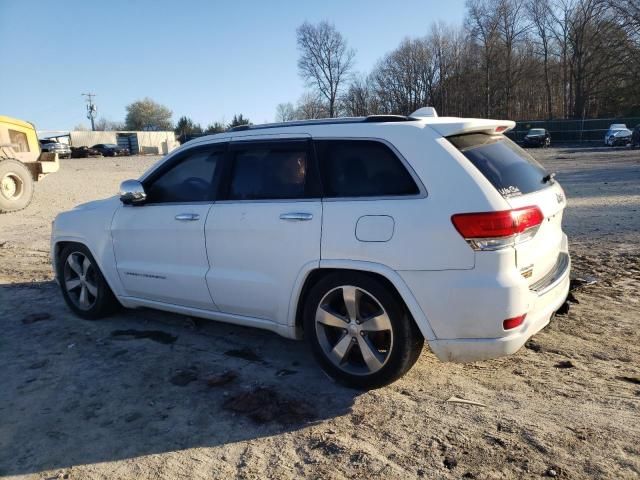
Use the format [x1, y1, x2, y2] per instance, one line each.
[52, 237, 122, 297]
[290, 260, 436, 341]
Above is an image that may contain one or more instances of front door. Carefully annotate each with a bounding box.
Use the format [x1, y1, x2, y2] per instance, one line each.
[205, 137, 322, 323]
[112, 144, 225, 309]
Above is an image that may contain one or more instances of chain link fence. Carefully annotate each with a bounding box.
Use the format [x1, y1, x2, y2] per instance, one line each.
[508, 117, 640, 144]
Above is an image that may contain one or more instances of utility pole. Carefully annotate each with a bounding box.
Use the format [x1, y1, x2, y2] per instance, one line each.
[82, 93, 97, 131]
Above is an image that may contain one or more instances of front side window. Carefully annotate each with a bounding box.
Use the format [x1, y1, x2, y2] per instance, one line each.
[9, 130, 29, 152]
[145, 147, 223, 203]
[316, 140, 419, 198]
[228, 143, 309, 200]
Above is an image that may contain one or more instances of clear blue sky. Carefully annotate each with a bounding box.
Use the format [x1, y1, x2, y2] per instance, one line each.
[1, 0, 466, 132]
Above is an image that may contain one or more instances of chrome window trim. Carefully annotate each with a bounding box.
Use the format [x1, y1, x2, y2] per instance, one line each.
[214, 198, 321, 205]
[123, 200, 215, 208]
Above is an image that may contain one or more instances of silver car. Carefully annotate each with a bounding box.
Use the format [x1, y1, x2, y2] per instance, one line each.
[39, 140, 72, 159]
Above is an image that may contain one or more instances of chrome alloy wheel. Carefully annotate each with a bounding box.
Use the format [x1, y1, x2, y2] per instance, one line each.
[315, 285, 393, 375]
[63, 252, 98, 310]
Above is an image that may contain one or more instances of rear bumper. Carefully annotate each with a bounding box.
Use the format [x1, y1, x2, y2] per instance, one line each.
[427, 261, 569, 362]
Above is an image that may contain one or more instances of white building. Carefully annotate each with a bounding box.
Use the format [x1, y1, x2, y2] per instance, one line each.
[40, 130, 179, 155]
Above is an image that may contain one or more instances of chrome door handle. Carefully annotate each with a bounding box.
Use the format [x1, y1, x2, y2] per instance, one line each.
[279, 212, 313, 221]
[175, 213, 200, 221]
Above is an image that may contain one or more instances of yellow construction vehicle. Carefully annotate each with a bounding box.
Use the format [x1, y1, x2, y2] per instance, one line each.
[0, 115, 59, 212]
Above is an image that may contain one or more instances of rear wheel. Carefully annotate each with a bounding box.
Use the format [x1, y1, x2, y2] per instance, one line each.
[0, 159, 34, 213]
[58, 244, 118, 319]
[304, 272, 423, 389]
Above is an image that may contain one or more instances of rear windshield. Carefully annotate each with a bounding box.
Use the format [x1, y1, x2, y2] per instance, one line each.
[448, 133, 549, 198]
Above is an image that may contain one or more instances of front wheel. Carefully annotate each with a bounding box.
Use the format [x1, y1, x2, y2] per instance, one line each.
[303, 272, 423, 389]
[0, 159, 34, 213]
[57, 244, 119, 319]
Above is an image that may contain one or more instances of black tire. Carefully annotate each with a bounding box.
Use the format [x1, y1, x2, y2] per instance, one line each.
[0, 159, 34, 213]
[57, 243, 119, 320]
[303, 271, 423, 389]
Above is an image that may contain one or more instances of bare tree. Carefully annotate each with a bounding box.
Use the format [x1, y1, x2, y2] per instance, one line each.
[608, 0, 640, 42]
[528, 0, 555, 118]
[341, 74, 376, 116]
[281, 0, 640, 123]
[295, 92, 329, 119]
[496, 0, 531, 117]
[370, 38, 438, 115]
[94, 117, 125, 131]
[547, 0, 576, 118]
[297, 21, 355, 117]
[467, 0, 501, 117]
[275, 102, 297, 122]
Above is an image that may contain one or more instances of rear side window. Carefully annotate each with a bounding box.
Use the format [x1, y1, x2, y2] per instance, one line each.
[448, 134, 548, 198]
[228, 143, 309, 200]
[145, 147, 223, 203]
[316, 140, 419, 198]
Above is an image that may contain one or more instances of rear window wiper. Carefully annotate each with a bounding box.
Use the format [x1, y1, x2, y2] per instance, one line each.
[542, 172, 556, 184]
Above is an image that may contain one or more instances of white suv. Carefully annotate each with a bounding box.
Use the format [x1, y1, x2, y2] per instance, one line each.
[51, 109, 570, 389]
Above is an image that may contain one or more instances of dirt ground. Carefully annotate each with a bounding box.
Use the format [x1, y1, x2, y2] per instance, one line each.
[0, 147, 638, 480]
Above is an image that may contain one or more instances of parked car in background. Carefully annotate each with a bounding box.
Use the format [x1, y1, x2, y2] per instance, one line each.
[608, 128, 632, 147]
[522, 128, 551, 148]
[604, 124, 631, 146]
[71, 146, 102, 158]
[39, 139, 71, 159]
[91, 144, 129, 157]
[631, 125, 640, 148]
[52, 109, 570, 389]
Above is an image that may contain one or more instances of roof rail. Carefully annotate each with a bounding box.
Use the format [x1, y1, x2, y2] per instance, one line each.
[228, 115, 418, 132]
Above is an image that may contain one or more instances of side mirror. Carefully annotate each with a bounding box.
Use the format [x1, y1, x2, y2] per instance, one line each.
[119, 179, 147, 205]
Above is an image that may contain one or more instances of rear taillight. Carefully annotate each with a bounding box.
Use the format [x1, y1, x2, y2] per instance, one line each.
[503, 314, 526, 330]
[451, 206, 544, 251]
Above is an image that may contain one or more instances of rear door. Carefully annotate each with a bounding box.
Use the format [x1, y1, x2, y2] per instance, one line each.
[448, 133, 566, 285]
[204, 136, 322, 324]
[317, 139, 432, 271]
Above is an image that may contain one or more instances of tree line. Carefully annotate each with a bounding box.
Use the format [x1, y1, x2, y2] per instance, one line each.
[76, 0, 640, 136]
[76, 98, 251, 139]
[281, 0, 640, 121]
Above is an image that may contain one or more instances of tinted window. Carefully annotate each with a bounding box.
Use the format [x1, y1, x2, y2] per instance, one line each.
[448, 133, 549, 198]
[228, 144, 308, 200]
[145, 147, 222, 203]
[316, 140, 419, 198]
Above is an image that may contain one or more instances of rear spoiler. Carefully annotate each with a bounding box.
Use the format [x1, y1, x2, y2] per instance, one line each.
[426, 118, 516, 137]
